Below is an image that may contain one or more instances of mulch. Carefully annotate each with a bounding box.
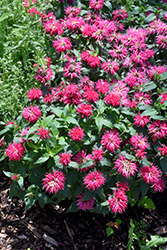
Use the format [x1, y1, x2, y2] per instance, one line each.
[1, 175, 167, 250]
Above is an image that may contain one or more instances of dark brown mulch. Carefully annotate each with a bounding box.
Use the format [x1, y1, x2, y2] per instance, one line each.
[1, 176, 167, 250]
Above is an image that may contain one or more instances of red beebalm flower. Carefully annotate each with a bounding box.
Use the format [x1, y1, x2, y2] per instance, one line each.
[37, 127, 50, 140]
[63, 17, 85, 31]
[59, 152, 73, 166]
[104, 92, 121, 107]
[133, 113, 150, 128]
[76, 103, 93, 118]
[76, 193, 95, 211]
[62, 84, 81, 106]
[92, 148, 104, 161]
[134, 92, 152, 105]
[89, 0, 104, 11]
[27, 88, 43, 101]
[11, 174, 19, 180]
[22, 105, 41, 123]
[65, 6, 81, 17]
[83, 170, 106, 191]
[157, 34, 167, 49]
[43, 93, 54, 104]
[6, 121, 16, 126]
[109, 44, 127, 60]
[101, 129, 122, 153]
[159, 93, 167, 104]
[107, 189, 128, 213]
[6, 142, 25, 161]
[83, 87, 99, 102]
[69, 127, 85, 141]
[116, 181, 129, 191]
[151, 178, 165, 192]
[43, 170, 65, 194]
[102, 60, 119, 75]
[0, 138, 5, 148]
[81, 50, 101, 68]
[148, 19, 167, 35]
[148, 120, 167, 141]
[158, 145, 167, 156]
[140, 164, 162, 185]
[114, 155, 138, 178]
[43, 18, 64, 36]
[112, 9, 128, 20]
[95, 79, 109, 94]
[53, 37, 72, 53]
[148, 65, 167, 79]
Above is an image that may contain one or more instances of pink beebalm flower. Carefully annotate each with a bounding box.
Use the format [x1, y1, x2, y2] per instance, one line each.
[159, 93, 167, 104]
[101, 129, 122, 153]
[76, 193, 95, 211]
[92, 148, 104, 161]
[114, 155, 138, 178]
[76, 103, 93, 118]
[134, 92, 152, 105]
[102, 60, 119, 75]
[53, 37, 72, 53]
[27, 88, 43, 101]
[148, 120, 167, 141]
[140, 163, 162, 185]
[6, 121, 16, 126]
[116, 181, 129, 191]
[64, 16, 85, 31]
[37, 127, 50, 140]
[43, 93, 53, 104]
[133, 113, 150, 128]
[28, 7, 40, 16]
[73, 150, 95, 172]
[151, 177, 165, 192]
[63, 61, 81, 79]
[59, 152, 73, 166]
[83, 170, 106, 191]
[107, 189, 128, 213]
[130, 133, 149, 152]
[43, 170, 65, 194]
[6, 142, 25, 161]
[43, 18, 64, 36]
[35, 66, 54, 83]
[157, 34, 167, 49]
[89, 0, 104, 11]
[69, 127, 85, 141]
[112, 9, 128, 20]
[65, 6, 81, 17]
[22, 105, 41, 123]
[158, 145, 167, 156]
[104, 92, 121, 107]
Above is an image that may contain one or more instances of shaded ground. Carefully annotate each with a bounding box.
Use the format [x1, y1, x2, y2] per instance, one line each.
[0, 176, 167, 250]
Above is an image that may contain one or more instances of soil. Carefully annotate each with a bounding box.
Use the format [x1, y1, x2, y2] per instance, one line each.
[0, 174, 167, 250]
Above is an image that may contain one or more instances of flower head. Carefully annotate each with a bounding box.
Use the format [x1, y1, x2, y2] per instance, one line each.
[43, 170, 65, 194]
[27, 88, 43, 101]
[69, 127, 85, 141]
[148, 120, 167, 141]
[59, 152, 73, 166]
[114, 155, 138, 178]
[76, 193, 95, 210]
[101, 129, 121, 153]
[37, 127, 50, 140]
[83, 170, 106, 191]
[6, 142, 25, 161]
[107, 189, 128, 213]
[22, 105, 41, 123]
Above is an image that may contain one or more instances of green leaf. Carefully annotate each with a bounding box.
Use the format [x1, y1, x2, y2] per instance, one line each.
[52, 146, 65, 156]
[0, 13, 11, 22]
[3, 171, 13, 178]
[141, 107, 158, 116]
[66, 116, 79, 126]
[106, 227, 114, 237]
[140, 235, 167, 250]
[95, 188, 106, 200]
[160, 157, 167, 175]
[34, 156, 49, 164]
[9, 182, 20, 198]
[144, 13, 156, 23]
[82, 189, 94, 201]
[141, 181, 149, 198]
[51, 107, 63, 118]
[95, 117, 103, 132]
[38, 193, 53, 208]
[138, 196, 156, 210]
[25, 197, 35, 210]
[141, 81, 157, 92]
[67, 201, 79, 212]
[102, 119, 113, 129]
[80, 159, 94, 170]
[42, 115, 55, 127]
[18, 177, 24, 189]
[160, 71, 167, 80]
[68, 161, 79, 170]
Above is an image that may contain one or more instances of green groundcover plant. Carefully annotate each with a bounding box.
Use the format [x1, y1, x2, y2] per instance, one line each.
[0, 0, 167, 215]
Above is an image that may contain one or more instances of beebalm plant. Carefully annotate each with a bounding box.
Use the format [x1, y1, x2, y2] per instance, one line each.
[0, 0, 167, 213]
